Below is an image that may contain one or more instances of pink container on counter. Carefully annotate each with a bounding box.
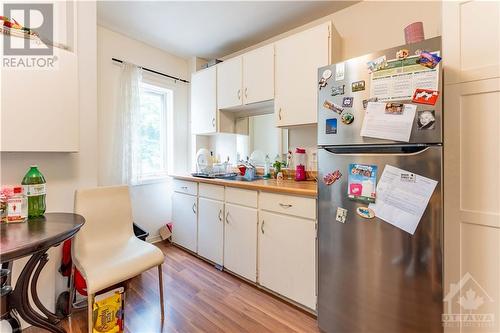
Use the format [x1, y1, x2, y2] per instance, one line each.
[295, 148, 306, 181]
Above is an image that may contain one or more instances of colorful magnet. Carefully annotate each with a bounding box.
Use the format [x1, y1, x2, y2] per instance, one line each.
[385, 102, 404, 115]
[336, 207, 348, 223]
[351, 80, 365, 92]
[417, 51, 441, 69]
[400, 173, 416, 183]
[414, 49, 422, 56]
[335, 62, 345, 81]
[325, 118, 338, 134]
[362, 97, 378, 109]
[417, 110, 436, 130]
[356, 207, 375, 219]
[396, 49, 410, 60]
[323, 100, 344, 114]
[367, 55, 387, 73]
[341, 112, 354, 125]
[412, 88, 439, 105]
[331, 85, 345, 96]
[318, 78, 328, 90]
[342, 97, 354, 107]
[347, 164, 377, 203]
[323, 170, 342, 185]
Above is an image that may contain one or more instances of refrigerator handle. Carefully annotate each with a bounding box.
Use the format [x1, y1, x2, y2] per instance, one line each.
[323, 145, 436, 156]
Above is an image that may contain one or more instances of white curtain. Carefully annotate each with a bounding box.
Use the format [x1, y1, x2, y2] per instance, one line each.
[113, 62, 142, 185]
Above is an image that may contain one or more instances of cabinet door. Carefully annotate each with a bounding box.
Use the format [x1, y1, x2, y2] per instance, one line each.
[217, 56, 243, 109]
[275, 22, 330, 127]
[259, 211, 316, 309]
[198, 198, 224, 265]
[191, 66, 217, 134]
[243, 44, 274, 105]
[224, 203, 257, 282]
[172, 192, 197, 252]
[1, 48, 78, 151]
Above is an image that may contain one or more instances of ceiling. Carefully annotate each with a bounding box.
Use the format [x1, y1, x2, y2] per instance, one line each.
[97, 1, 356, 59]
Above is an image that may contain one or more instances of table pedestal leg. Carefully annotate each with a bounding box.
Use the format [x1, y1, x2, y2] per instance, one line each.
[9, 250, 66, 333]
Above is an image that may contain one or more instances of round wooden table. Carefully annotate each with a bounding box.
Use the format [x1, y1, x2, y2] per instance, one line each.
[0, 213, 85, 333]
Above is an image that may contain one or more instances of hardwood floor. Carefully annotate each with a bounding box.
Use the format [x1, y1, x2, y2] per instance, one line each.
[25, 242, 320, 333]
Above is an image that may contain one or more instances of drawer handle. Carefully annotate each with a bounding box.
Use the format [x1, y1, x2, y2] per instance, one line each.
[192, 203, 196, 214]
[237, 89, 241, 100]
[279, 203, 292, 208]
[218, 209, 222, 222]
[181, 186, 188, 190]
[244, 87, 248, 98]
[261, 220, 265, 234]
[212, 117, 216, 127]
[278, 108, 282, 121]
[225, 211, 229, 224]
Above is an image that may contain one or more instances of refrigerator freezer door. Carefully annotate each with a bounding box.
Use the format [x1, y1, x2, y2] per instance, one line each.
[317, 146, 443, 333]
[318, 37, 442, 146]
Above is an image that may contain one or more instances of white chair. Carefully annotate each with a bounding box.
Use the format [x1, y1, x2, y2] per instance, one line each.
[72, 185, 165, 332]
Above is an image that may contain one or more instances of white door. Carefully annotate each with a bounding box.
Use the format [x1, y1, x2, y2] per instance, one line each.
[172, 192, 197, 252]
[275, 22, 330, 127]
[243, 44, 274, 105]
[224, 203, 257, 282]
[198, 197, 224, 265]
[217, 56, 243, 109]
[443, 3, 500, 331]
[191, 66, 217, 134]
[258, 211, 316, 309]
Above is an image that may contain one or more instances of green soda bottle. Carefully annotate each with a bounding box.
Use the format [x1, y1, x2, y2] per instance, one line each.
[21, 165, 46, 218]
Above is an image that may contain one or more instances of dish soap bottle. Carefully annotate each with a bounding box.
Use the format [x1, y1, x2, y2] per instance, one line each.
[21, 165, 46, 217]
[264, 154, 271, 179]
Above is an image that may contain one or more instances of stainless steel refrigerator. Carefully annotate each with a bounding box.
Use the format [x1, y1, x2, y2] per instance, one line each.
[317, 37, 443, 333]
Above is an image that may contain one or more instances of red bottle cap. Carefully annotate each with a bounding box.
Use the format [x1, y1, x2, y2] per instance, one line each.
[13, 186, 23, 194]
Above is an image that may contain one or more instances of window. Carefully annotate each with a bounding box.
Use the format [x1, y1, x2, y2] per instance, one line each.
[137, 82, 171, 182]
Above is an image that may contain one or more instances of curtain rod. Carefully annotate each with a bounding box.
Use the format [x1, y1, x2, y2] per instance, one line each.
[112, 57, 190, 84]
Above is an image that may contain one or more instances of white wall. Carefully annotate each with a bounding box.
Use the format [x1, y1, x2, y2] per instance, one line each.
[0, 1, 97, 326]
[97, 26, 189, 241]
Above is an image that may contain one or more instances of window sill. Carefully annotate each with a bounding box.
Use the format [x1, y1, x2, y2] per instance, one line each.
[134, 176, 169, 186]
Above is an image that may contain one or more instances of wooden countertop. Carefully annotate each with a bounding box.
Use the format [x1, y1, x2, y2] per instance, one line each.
[171, 174, 318, 197]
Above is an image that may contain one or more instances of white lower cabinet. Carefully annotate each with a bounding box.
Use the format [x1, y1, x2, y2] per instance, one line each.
[224, 203, 258, 282]
[258, 210, 316, 309]
[198, 197, 224, 265]
[172, 192, 198, 252]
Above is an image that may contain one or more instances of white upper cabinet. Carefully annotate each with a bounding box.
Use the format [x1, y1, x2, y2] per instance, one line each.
[191, 66, 217, 135]
[217, 44, 275, 110]
[242, 44, 274, 105]
[1, 47, 78, 152]
[217, 56, 243, 109]
[275, 22, 332, 127]
[443, 0, 500, 84]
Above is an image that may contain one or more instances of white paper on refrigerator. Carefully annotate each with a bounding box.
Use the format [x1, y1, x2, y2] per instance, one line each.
[360, 102, 416, 142]
[369, 165, 438, 234]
